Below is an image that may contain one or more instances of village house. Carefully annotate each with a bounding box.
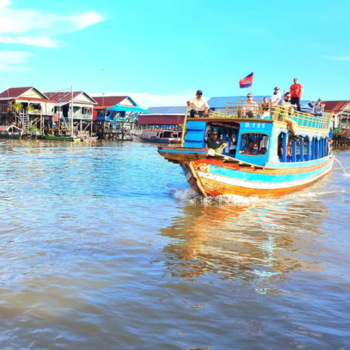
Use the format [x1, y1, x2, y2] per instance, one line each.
[91, 95, 149, 131]
[45, 91, 97, 135]
[323, 100, 350, 128]
[0, 87, 56, 131]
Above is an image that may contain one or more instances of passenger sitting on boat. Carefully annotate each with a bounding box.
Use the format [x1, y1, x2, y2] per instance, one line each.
[281, 93, 298, 136]
[243, 94, 258, 118]
[270, 87, 282, 106]
[260, 147, 267, 155]
[206, 130, 226, 151]
[187, 90, 210, 118]
[261, 97, 270, 118]
[281, 93, 294, 114]
[243, 141, 258, 155]
[228, 135, 237, 155]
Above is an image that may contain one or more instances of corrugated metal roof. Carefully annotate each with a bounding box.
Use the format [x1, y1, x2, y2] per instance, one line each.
[0, 87, 50, 101]
[208, 96, 311, 109]
[208, 96, 267, 107]
[45, 92, 97, 104]
[92, 96, 128, 108]
[147, 106, 187, 114]
[0, 87, 32, 99]
[323, 100, 350, 115]
[138, 115, 184, 125]
[17, 97, 56, 103]
[45, 92, 81, 103]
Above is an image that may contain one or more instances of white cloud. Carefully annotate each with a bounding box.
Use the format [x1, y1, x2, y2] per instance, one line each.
[0, 1, 104, 48]
[91, 92, 193, 109]
[0, 51, 33, 72]
[0, 36, 59, 48]
[325, 56, 350, 61]
[70, 12, 105, 31]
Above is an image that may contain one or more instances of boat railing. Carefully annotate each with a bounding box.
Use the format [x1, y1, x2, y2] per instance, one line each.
[270, 105, 332, 130]
[185, 102, 332, 132]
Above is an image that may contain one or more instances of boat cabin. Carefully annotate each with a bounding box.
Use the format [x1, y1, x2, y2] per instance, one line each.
[181, 102, 333, 167]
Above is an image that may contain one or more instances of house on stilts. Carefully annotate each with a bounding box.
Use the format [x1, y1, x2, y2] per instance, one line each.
[45, 91, 97, 136]
[0, 87, 56, 133]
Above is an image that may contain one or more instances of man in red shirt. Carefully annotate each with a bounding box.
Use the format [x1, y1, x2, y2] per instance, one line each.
[289, 78, 303, 111]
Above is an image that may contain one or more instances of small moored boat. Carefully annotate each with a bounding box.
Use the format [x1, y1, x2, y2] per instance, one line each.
[139, 129, 182, 143]
[0, 125, 22, 139]
[44, 134, 82, 142]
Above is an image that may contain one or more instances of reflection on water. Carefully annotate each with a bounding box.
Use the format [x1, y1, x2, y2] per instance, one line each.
[160, 195, 328, 286]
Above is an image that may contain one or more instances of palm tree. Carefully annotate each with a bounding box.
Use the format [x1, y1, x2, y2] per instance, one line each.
[12, 102, 23, 112]
[27, 105, 34, 113]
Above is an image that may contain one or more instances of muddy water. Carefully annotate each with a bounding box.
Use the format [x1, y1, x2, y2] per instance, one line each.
[0, 140, 349, 349]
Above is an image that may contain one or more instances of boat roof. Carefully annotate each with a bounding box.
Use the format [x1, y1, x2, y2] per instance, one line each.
[147, 106, 187, 114]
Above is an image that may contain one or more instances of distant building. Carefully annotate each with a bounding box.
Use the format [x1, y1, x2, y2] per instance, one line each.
[91, 95, 149, 129]
[0, 86, 56, 130]
[45, 91, 97, 133]
[138, 106, 186, 130]
[92, 95, 132, 120]
[323, 100, 350, 128]
[0, 87, 55, 115]
[45, 91, 97, 121]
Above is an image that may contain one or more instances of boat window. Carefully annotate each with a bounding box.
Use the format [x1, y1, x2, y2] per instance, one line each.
[239, 133, 269, 155]
[163, 131, 172, 138]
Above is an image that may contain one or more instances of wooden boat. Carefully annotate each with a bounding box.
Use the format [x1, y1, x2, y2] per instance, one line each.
[158, 104, 334, 197]
[138, 129, 182, 143]
[0, 125, 22, 139]
[44, 134, 81, 142]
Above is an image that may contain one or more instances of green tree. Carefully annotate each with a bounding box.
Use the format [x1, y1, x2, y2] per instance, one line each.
[12, 102, 23, 112]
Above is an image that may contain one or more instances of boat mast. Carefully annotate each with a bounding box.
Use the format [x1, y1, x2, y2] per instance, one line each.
[71, 85, 74, 136]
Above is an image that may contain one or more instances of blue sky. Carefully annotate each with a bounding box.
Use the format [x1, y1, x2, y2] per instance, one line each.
[1, 0, 350, 107]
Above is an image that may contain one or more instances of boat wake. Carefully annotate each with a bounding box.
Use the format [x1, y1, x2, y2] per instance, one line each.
[334, 157, 348, 175]
[173, 189, 268, 206]
[172, 187, 345, 206]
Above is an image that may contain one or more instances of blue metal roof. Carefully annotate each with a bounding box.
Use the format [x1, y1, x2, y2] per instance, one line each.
[107, 105, 149, 113]
[147, 106, 187, 114]
[208, 96, 267, 108]
[208, 96, 311, 109]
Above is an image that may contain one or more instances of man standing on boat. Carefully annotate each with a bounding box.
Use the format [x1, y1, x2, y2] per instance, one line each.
[290, 78, 303, 111]
[187, 90, 210, 118]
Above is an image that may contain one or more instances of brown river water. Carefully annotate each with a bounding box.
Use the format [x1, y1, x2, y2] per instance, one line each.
[0, 140, 349, 349]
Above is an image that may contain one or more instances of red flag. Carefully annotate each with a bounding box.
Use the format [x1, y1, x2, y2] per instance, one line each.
[239, 72, 254, 88]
